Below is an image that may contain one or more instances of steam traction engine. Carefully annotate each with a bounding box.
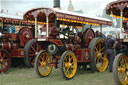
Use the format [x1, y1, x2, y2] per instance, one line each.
[24, 7, 112, 79]
[106, 0, 128, 85]
[0, 16, 34, 73]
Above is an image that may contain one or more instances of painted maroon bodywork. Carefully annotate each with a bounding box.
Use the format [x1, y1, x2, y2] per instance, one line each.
[10, 49, 24, 58]
[74, 48, 90, 62]
[49, 39, 63, 46]
[0, 17, 34, 58]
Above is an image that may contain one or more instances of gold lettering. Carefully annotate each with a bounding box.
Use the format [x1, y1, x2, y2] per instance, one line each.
[56, 13, 110, 25]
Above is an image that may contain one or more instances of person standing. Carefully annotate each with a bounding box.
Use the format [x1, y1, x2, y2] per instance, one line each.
[95, 30, 106, 40]
[105, 35, 117, 72]
[95, 30, 100, 37]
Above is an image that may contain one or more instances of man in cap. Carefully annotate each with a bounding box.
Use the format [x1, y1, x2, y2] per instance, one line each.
[105, 35, 117, 72]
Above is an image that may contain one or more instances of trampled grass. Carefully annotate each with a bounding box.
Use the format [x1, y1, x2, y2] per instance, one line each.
[0, 67, 116, 85]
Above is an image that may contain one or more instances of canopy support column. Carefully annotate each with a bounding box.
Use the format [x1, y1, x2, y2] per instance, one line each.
[82, 24, 85, 33]
[100, 25, 102, 33]
[19, 22, 21, 29]
[1, 20, 3, 30]
[90, 25, 92, 29]
[35, 17, 38, 38]
[120, 11, 123, 32]
[46, 16, 49, 38]
[32, 11, 39, 39]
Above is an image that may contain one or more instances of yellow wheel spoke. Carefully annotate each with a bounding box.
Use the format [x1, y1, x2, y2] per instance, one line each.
[95, 47, 98, 52]
[96, 54, 99, 58]
[39, 59, 42, 64]
[96, 52, 98, 55]
[37, 51, 52, 77]
[69, 55, 72, 63]
[96, 58, 100, 64]
[118, 67, 125, 73]
[119, 73, 123, 83]
[121, 72, 125, 82]
[70, 68, 73, 74]
[120, 58, 124, 67]
[99, 47, 104, 52]
[68, 56, 70, 63]
[126, 64, 128, 69]
[41, 56, 44, 62]
[43, 66, 46, 73]
[99, 44, 101, 50]
[101, 57, 107, 61]
[118, 57, 127, 83]
[101, 52, 105, 55]
[95, 39, 108, 72]
[66, 67, 69, 75]
[124, 59, 128, 69]
[45, 66, 48, 73]
[62, 52, 77, 79]
[71, 62, 74, 65]
[114, 54, 128, 85]
[126, 72, 128, 77]
[64, 57, 68, 63]
[70, 65, 74, 69]
[45, 57, 48, 63]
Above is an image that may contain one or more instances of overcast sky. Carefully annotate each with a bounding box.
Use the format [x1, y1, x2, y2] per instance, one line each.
[0, 0, 116, 16]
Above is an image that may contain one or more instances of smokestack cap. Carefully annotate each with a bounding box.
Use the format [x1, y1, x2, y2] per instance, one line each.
[54, 0, 60, 9]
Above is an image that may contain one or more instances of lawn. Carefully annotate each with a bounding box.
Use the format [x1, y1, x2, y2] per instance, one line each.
[0, 67, 116, 85]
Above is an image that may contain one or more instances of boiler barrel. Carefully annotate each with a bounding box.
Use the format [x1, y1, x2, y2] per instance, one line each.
[0, 42, 19, 51]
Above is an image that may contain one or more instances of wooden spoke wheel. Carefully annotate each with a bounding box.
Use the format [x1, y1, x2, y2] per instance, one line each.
[83, 28, 95, 47]
[0, 49, 11, 73]
[34, 51, 53, 77]
[113, 53, 128, 85]
[89, 37, 108, 72]
[24, 39, 43, 67]
[60, 51, 77, 80]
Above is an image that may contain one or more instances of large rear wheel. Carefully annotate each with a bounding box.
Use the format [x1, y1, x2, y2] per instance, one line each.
[0, 49, 11, 73]
[34, 51, 53, 77]
[113, 53, 128, 85]
[24, 39, 43, 67]
[89, 37, 108, 72]
[60, 51, 77, 80]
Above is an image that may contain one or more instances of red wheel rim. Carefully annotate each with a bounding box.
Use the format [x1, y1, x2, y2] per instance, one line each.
[0, 49, 10, 72]
[29, 42, 42, 67]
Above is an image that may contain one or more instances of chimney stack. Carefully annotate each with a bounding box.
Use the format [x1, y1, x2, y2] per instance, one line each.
[54, 0, 61, 10]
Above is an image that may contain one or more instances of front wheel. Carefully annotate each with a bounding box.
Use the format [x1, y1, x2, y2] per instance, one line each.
[113, 53, 128, 85]
[60, 51, 77, 80]
[34, 51, 53, 77]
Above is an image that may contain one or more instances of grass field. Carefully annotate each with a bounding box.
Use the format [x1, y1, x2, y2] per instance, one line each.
[0, 67, 116, 85]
